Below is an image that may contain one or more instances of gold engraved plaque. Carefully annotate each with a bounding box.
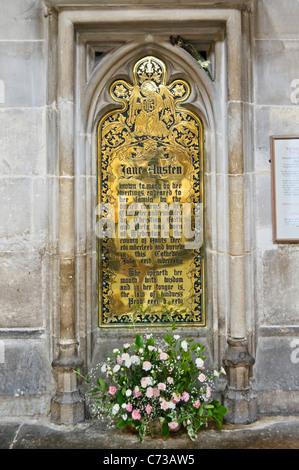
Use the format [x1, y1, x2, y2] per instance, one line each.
[97, 56, 205, 327]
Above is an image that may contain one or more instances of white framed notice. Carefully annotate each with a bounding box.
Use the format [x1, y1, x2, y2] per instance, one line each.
[271, 136, 299, 243]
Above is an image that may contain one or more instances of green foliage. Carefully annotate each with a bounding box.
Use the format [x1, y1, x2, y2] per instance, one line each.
[75, 320, 228, 443]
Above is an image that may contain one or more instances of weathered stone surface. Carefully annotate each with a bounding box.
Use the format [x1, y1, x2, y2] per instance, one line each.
[262, 250, 299, 325]
[254, 106, 299, 172]
[1, 415, 299, 449]
[0, 108, 46, 175]
[0, 178, 32, 239]
[254, 336, 299, 413]
[0, 0, 45, 41]
[0, 252, 43, 328]
[0, 338, 55, 398]
[0, 41, 46, 107]
[254, 40, 299, 106]
[255, 0, 299, 40]
[256, 174, 272, 228]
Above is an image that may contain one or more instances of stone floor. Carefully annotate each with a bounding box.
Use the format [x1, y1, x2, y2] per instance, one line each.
[1, 415, 299, 450]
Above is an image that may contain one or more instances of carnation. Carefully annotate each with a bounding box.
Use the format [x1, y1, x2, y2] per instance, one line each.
[142, 361, 152, 371]
[83, 329, 228, 444]
[132, 409, 141, 420]
[159, 352, 168, 360]
[158, 382, 166, 391]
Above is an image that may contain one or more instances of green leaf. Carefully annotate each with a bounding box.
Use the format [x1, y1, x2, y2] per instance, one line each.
[116, 390, 124, 405]
[97, 378, 106, 393]
[162, 421, 170, 439]
[116, 419, 128, 428]
[135, 334, 143, 348]
[87, 387, 100, 394]
[194, 418, 202, 431]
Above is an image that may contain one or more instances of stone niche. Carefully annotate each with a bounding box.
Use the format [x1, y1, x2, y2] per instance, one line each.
[45, 0, 257, 424]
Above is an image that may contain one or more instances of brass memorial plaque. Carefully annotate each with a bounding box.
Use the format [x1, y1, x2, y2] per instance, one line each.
[97, 56, 205, 327]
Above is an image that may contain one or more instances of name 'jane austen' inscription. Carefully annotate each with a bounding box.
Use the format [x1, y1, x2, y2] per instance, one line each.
[97, 56, 205, 326]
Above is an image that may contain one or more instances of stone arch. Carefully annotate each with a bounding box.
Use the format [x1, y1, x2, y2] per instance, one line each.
[75, 40, 228, 378]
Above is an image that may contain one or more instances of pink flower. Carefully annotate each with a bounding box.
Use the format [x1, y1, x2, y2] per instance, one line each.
[206, 386, 211, 398]
[106, 370, 112, 377]
[123, 343, 130, 349]
[126, 403, 132, 412]
[161, 399, 169, 410]
[148, 345, 155, 351]
[145, 405, 152, 415]
[133, 386, 141, 397]
[132, 409, 141, 420]
[167, 377, 174, 384]
[213, 369, 219, 377]
[159, 352, 168, 360]
[158, 382, 166, 391]
[109, 386, 117, 395]
[142, 361, 152, 371]
[171, 392, 180, 403]
[181, 391, 190, 402]
[168, 421, 179, 430]
[193, 400, 201, 409]
[153, 387, 160, 397]
[146, 387, 154, 398]
[198, 373, 206, 382]
[116, 355, 122, 364]
[140, 377, 148, 388]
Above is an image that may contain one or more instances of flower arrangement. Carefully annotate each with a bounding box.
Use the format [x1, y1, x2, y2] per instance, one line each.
[77, 324, 227, 443]
[170, 35, 214, 81]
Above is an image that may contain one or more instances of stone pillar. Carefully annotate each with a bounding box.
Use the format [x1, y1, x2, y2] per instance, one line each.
[50, 11, 85, 424]
[223, 10, 257, 424]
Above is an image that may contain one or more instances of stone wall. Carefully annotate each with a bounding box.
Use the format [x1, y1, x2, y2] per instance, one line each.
[0, 0, 298, 419]
[0, 0, 56, 416]
[253, 0, 299, 413]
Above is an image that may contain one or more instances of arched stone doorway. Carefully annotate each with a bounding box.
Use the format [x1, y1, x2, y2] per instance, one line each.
[49, 6, 256, 426]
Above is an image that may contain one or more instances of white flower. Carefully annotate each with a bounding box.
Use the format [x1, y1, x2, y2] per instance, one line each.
[112, 404, 120, 415]
[195, 358, 204, 368]
[123, 343, 130, 349]
[139, 348, 143, 353]
[113, 364, 120, 373]
[221, 367, 227, 375]
[122, 414, 128, 421]
[124, 358, 132, 368]
[142, 361, 152, 371]
[213, 369, 219, 377]
[130, 355, 140, 365]
[181, 340, 188, 351]
[126, 389, 132, 397]
[100, 364, 107, 373]
[174, 335, 180, 340]
[122, 403, 127, 409]
[121, 353, 130, 361]
[113, 348, 120, 354]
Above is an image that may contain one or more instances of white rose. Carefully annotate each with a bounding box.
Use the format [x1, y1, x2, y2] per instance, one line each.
[181, 340, 188, 351]
[130, 355, 140, 365]
[112, 404, 120, 415]
[195, 358, 204, 368]
[100, 364, 107, 373]
[126, 389, 132, 397]
[113, 364, 120, 373]
[174, 335, 180, 340]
